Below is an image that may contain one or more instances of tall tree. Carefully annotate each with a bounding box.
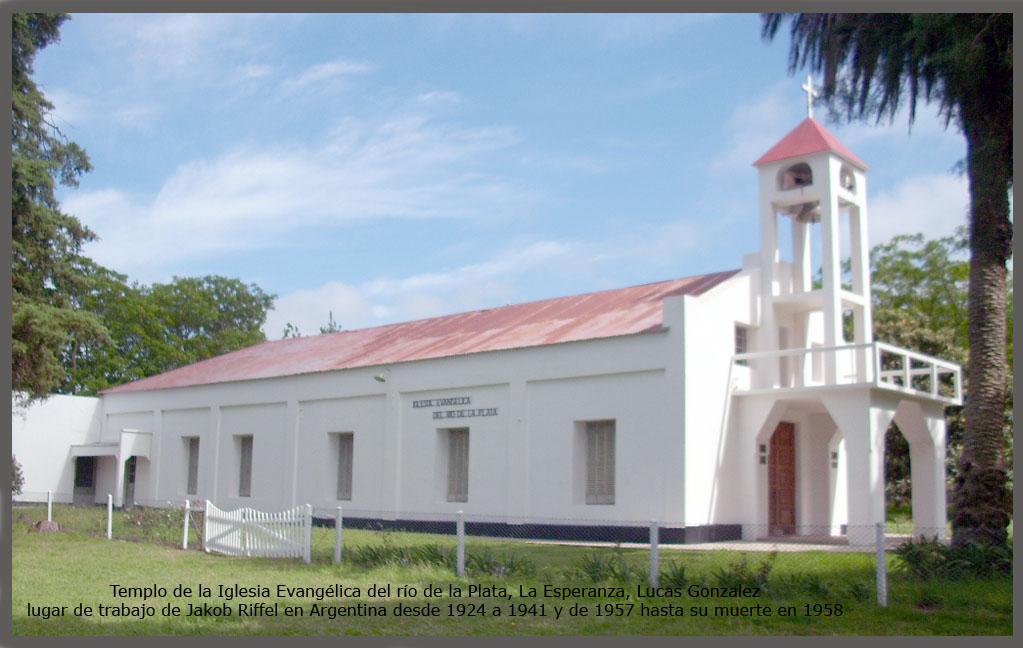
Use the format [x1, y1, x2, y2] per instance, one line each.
[11, 13, 107, 401]
[62, 274, 276, 394]
[762, 14, 1012, 546]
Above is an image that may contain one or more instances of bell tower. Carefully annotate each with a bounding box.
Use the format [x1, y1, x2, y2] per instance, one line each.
[751, 76, 871, 386]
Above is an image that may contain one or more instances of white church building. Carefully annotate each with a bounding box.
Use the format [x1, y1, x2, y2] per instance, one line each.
[13, 88, 961, 546]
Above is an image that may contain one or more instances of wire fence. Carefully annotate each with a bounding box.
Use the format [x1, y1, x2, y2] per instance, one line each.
[12, 494, 1011, 610]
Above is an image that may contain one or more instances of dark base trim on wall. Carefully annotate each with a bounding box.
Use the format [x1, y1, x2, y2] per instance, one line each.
[312, 515, 742, 545]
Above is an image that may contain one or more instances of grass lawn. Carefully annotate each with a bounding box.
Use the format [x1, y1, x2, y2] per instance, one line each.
[10, 505, 1012, 636]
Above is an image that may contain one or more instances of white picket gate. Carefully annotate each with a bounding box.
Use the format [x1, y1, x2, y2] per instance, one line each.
[204, 501, 312, 563]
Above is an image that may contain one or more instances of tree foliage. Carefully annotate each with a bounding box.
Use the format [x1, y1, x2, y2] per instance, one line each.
[871, 230, 1013, 521]
[762, 12, 1012, 547]
[11, 14, 278, 398]
[62, 273, 275, 395]
[11, 13, 108, 400]
[12, 455, 25, 496]
[319, 310, 342, 334]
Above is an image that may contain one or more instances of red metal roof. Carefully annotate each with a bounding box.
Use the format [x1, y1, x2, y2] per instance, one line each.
[753, 118, 868, 169]
[102, 270, 738, 394]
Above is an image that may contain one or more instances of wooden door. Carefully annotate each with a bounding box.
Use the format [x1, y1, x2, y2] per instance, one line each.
[768, 422, 796, 536]
[73, 456, 96, 507]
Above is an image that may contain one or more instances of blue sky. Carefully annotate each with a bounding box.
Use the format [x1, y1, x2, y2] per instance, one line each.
[36, 13, 969, 338]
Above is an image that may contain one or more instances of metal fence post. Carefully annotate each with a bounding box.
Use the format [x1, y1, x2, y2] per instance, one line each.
[456, 510, 465, 578]
[649, 520, 660, 588]
[334, 506, 343, 565]
[106, 494, 113, 540]
[875, 522, 888, 607]
[182, 500, 191, 550]
[304, 504, 313, 564]
[47, 490, 52, 522]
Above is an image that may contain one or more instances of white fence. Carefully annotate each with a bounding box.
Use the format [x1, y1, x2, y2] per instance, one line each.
[204, 500, 312, 563]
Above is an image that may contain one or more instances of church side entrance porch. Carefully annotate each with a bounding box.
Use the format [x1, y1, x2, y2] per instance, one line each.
[736, 389, 947, 546]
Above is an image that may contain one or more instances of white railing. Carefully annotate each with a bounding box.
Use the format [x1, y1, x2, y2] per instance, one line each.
[204, 500, 312, 563]
[732, 341, 962, 405]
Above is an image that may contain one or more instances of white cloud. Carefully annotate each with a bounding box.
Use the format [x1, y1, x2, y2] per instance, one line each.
[416, 90, 462, 106]
[709, 81, 793, 175]
[868, 173, 968, 246]
[282, 59, 376, 93]
[263, 241, 571, 336]
[68, 112, 528, 276]
[100, 13, 280, 75]
[363, 241, 574, 298]
[831, 101, 958, 150]
[43, 87, 91, 130]
[113, 104, 161, 130]
[261, 214, 719, 339]
[263, 281, 382, 338]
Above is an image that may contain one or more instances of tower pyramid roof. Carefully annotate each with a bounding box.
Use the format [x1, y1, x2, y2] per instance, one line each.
[753, 117, 868, 170]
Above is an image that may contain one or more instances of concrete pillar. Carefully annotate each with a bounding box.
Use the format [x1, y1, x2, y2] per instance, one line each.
[741, 398, 789, 539]
[286, 399, 301, 508]
[798, 413, 834, 534]
[894, 401, 948, 539]
[824, 392, 890, 546]
[828, 432, 847, 536]
[379, 372, 402, 517]
[114, 454, 126, 509]
[150, 409, 163, 503]
[792, 218, 812, 293]
[819, 158, 844, 383]
[210, 405, 222, 503]
[505, 380, 529, 520]
[757, 205, 779, 389]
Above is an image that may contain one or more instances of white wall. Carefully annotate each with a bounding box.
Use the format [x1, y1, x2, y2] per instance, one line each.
[681, 271, 754, 526]
[526, 370, 675, 522]
[100, 299, 700, 524]
[217, 402, 289, 509]
[295, 395, 386, 512]
[104, 410, 153, 442]
[12, 394, 102, 503]
[159, 408, 213, 502]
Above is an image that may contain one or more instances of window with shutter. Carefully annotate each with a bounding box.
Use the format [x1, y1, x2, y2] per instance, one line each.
[446, 428, 469, 502]
[336, 433, 354, 501]
[238, 435, 253, 497]
[186, 437, 199, 496]
[585, 420, 615, 505]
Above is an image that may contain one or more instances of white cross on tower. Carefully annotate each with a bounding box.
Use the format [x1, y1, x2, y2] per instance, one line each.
[802, 74, 819, 119]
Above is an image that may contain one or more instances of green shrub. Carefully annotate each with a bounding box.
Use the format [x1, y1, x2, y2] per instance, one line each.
[465, 549, 535, 578]
[712, 552, 775, 592]
[894, 537, 1012, 579]
[574, 553, 615, 583]
[573, 547, 637, 584]
[344, 542, 453, 569]
[770, 572, 831, 598]
[660, 560, 696, 590]
[837, 580, 873, 602]
[344, 539, 534, 578]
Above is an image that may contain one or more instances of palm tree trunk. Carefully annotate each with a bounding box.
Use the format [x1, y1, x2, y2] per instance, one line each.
[952, 113, 1012, 547]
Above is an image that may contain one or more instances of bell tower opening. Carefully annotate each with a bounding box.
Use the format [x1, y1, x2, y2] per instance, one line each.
[778, 162, 814, 190]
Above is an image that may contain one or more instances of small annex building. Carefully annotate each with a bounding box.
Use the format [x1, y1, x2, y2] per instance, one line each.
[13, 96, 961, 545]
